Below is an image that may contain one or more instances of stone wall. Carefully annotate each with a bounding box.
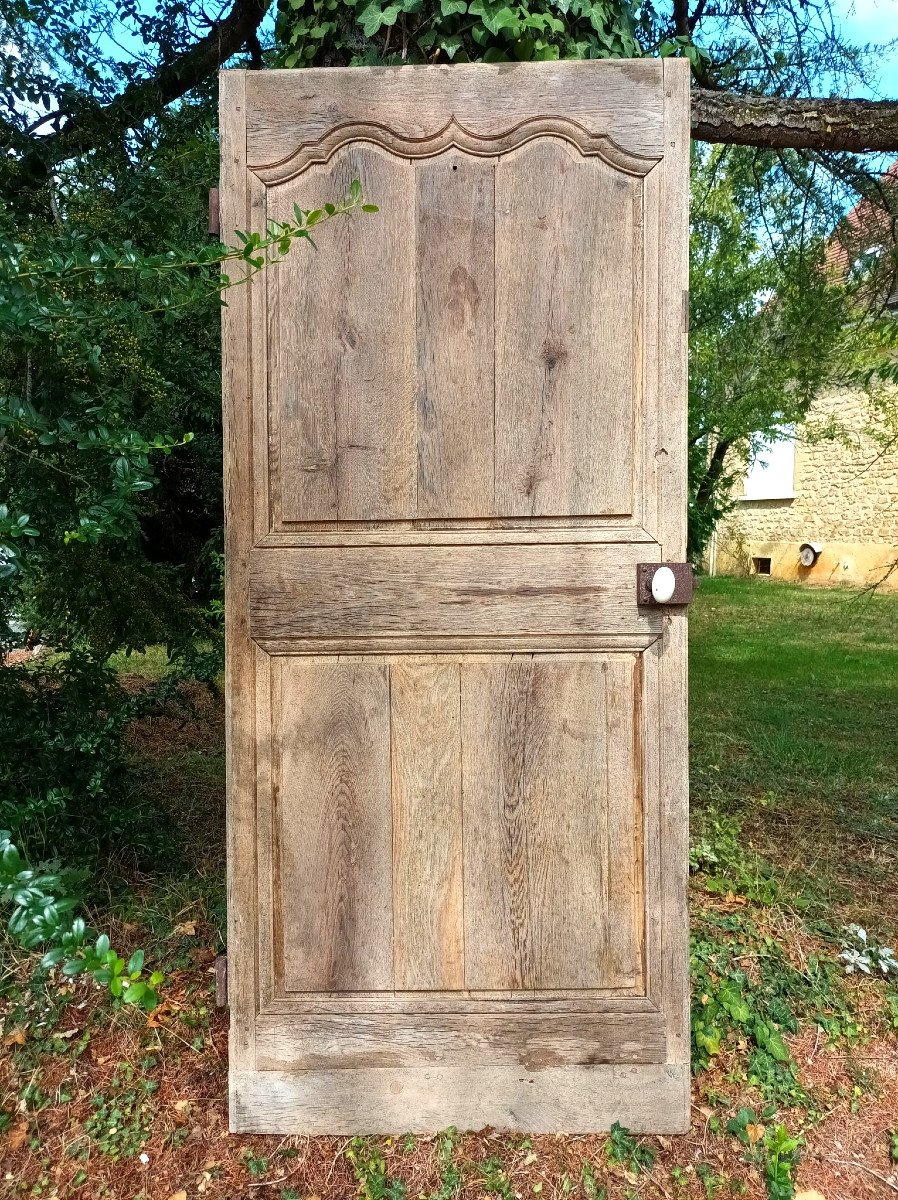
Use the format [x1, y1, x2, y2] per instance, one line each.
[714, 390, 898, 590]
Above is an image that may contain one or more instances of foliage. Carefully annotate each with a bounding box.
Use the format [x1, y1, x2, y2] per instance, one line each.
[689, 803, 779, 905]
[1, 830, 163, 1009]
[272, 0, 882, 98]
[727, 1110, 801, 1200]
[604, 1123, 656, 1173]
[0, 654, 131, 852]
[275, 0, 642, 68]
[688, 144, 898, 559]
[839, 923, 898, 977]
[0, 169, 373, 652]
[346, 1139, 408, 1200]
[690, 910, 856, 1105]
[83, 1061, 159, 1158]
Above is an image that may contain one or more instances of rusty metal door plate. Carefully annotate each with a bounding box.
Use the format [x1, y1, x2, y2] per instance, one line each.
[637, 562, 694, 606]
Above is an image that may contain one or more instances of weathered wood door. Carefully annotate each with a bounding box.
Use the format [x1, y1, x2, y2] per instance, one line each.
[221, 59, 690, 1135]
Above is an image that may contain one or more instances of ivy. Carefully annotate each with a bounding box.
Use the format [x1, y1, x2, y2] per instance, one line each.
[276, 0, 644, 68]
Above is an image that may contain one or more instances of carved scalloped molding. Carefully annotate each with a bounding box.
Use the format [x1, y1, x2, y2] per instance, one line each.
[251, 114, 661, 184]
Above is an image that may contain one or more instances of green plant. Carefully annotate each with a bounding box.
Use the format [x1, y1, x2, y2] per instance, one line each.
[839, 924, 898, 978]
[240, 1148, 270, 1178]
[478, 1156, 514, 1200]
[696, 1164, 724, 1200]
[428, 1128, 462, 1199]
[689, 804, 778, 904]
[1, 832, 162, 1009]
[275, 0, 642, 69]
[689, 911, 856, 1104]
[727, 1110, 801, 1200]
[761, 1126, 801, 1200]
[346, 1138, 407, 1200]
[83, 1064, 158, 1158]
[605, 1123, 656, 1173]
[580, 1161, 607, 1200]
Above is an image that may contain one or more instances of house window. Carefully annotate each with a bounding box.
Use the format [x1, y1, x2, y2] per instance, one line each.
[742, 427, 796, 501]
[752, 556, 772, 575]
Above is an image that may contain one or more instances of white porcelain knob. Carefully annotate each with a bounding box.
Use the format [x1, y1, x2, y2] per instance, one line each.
[651, 566, 677, 604]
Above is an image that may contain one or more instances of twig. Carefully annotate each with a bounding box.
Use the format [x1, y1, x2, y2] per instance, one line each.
[818, 1155, 898, 1194]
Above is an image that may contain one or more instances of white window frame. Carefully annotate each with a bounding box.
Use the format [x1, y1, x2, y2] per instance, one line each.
[741, 426, 797, 501]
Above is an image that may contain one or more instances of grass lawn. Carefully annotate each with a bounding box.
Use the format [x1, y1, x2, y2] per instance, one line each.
[1, 576, 897, 1199]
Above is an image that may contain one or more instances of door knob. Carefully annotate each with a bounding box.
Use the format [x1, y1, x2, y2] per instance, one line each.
[636, 562, 695, 606]
[651, 566, 676, 603]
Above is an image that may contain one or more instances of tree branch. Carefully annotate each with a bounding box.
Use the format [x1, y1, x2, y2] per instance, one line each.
[673, 0, 690, 38]
[693, 88, 898, 153]
[695, 437, 733, 513]
[10, 0, 269, 171]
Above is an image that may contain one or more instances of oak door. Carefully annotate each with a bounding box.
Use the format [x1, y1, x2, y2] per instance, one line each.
[221, 59, 690, 1134]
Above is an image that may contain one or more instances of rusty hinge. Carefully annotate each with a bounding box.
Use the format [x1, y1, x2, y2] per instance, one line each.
[636, 562, 694, 607]
[208, 187, 220, 238]
[214, 954, 228, 1008]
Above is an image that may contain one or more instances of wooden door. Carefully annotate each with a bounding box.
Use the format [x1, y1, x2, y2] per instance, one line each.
[221, 59, 690, 1134]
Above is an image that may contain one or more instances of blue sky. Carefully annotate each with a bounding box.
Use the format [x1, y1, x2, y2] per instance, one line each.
[835, 0, 898, 95]
[76, 0, 898, 101]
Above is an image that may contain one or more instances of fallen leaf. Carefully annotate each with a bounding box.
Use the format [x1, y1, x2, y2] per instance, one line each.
[54, 1028, 78, 1040]
[795, 1193, 826, 1200]
[746, 1123, 765, 1146]
[3, 1028, 26, 1047]
[7, 1123, 27, 1151]
[173, 920, 197, 937]
[167, 1192, 188, 1200]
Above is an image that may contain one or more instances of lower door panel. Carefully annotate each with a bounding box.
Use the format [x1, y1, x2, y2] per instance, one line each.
[232, 645, 689, 1133]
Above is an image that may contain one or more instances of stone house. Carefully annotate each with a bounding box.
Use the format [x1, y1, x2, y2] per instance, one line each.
[710, 389, 898, 591]
[710, 175, 898, 592]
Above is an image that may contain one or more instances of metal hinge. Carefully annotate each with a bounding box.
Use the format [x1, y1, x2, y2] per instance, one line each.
[215, 954, 228, 1008]
[636, 562, 695, 606]
[208, 187, 220, 238]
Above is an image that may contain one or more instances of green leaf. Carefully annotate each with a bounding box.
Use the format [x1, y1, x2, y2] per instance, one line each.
[127, 949, 144, 974]
[358, 2, 386, 36]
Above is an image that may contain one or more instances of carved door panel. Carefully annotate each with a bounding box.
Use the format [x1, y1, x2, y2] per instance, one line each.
[221, 60, 690, 1134]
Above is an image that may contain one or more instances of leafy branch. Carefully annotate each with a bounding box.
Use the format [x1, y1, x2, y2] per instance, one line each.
[1, 831, 163, 1011]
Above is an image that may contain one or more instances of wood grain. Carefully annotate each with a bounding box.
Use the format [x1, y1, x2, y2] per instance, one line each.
[461, 658, 639, 992]
[254, 1012, 665, 1070]
[219, 70, 256, 1095]
[494, 140, 635, 516]
[416, 154, 495, 517]
[658, 58, 692, 1067]
[249, 543, 662, 646]
[277, 661, 393, 992]
[244, 62, 667, 167]
[232, 1063, 691, 1134]
[390, 661, 464, 990]
[269, 146, 416, 521]
[224, 58, 691, 1135]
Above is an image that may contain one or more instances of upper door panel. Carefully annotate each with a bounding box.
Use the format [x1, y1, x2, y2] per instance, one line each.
[244, 62, 667, 532]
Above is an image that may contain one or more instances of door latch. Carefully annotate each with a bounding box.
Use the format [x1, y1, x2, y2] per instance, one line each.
[637, 562, 694, 606]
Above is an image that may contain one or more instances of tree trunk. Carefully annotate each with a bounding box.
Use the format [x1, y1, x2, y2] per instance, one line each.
[692, 89, 898, 154]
